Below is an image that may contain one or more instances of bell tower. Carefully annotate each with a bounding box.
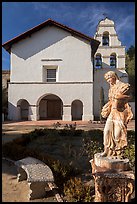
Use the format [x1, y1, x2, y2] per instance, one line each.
[94, 17, 126, 71]
[93, 17, 128, 119]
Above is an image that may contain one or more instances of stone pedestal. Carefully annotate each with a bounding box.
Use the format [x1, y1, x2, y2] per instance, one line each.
[92, 153, 130, 173]
[90, 153, 135, 202]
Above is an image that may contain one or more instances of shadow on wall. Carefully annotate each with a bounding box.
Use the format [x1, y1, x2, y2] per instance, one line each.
[8, 102, 17, 121]
[12, 27, 70, 60]
[101, 62, 110, 69]
[8, 101, 30, 121]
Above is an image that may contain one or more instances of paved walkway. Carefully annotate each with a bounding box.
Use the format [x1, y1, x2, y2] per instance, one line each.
[2, 119, 135, 129]
[2, 120, 135, 144]
[2, 120, 94, 126]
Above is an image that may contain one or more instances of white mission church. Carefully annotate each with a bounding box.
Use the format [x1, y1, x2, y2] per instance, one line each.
[2, 17, 130, 121]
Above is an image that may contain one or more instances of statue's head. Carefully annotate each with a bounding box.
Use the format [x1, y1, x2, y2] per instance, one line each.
[104, 71, 119, 85]
[104, 71, 119, 81]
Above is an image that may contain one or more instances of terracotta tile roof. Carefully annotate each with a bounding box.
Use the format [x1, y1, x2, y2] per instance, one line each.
[2, 18, 100, 55]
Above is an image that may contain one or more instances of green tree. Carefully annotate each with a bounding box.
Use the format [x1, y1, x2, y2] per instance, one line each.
[125, 46, 135, 101]
[127, 45, 135, 60]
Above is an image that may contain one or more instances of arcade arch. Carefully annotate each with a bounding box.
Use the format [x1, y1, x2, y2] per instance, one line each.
[38, 94, 63, 120]
[17, 99, 29, 120]
[71, 100, 83, 120]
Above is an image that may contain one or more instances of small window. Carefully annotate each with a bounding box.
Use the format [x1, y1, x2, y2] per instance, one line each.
[94, 54, 102, 69]
[47, 69, 56, 82]
[102, 32, 109, 46]
[110, 54, 116, 68]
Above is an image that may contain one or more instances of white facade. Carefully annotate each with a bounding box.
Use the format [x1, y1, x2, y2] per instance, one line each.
[7, 24, 96, 121]
[3, 18, 133, 121]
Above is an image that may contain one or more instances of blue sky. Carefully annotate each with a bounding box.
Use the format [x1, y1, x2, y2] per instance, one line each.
[2, 2, 135, 70]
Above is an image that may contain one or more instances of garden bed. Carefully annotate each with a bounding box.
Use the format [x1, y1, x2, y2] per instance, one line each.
[2, 128, 135, 202]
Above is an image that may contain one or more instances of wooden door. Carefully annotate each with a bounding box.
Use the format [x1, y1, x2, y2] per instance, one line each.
[47, 100, 61, 119]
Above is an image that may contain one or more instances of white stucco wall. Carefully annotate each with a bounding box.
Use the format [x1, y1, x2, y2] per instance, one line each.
[8, 25, 95, 121]
[10, 26, 93, 82]
[8, 83, 94, 121]
[96, 47, 125, 69]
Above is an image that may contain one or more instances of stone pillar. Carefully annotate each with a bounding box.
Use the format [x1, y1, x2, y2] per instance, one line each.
[82, 114, 94, 121]
[28, 182, 46, 200]
[90, 153, 135, 202]
[36, 105, 39, 120]
[28, 105, 38, 121]
[82, 92, 94, 121]
[62, 105, 72, 121]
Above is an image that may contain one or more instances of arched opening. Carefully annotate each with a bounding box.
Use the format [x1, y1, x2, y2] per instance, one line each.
[102, 31, 109, 46]
[94, 53, 102, 69]
[71, 100, 83, 121]
[110, 53, 116, 68]
[38, 94, 63, 120]
[17, 99, 29, 121]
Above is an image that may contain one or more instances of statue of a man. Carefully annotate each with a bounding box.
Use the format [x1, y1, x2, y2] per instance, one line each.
[101, 71, 133, 157]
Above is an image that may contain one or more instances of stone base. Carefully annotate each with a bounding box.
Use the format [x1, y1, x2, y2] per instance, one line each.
[89, 153, 135, 202]
[82, 114, 94, 121]
[62, 115, 72, 121]
[90, 153, 130, 174]
[92, 170, 135, 202]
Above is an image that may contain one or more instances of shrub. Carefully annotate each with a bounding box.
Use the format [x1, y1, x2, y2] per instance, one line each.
[82, 129, 103, 159]
[51, 160, 80, 190]
[2, 142, 28, 160]
[123, 130, 135, 169]
[64, 177, 94, 202]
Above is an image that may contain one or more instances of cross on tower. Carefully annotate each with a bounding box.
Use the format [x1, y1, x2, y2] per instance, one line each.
[103, 13, 108, 19]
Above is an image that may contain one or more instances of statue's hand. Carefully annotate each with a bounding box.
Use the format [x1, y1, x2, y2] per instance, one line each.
[118, 83, 130, 95]
[115, 93, 130, 99]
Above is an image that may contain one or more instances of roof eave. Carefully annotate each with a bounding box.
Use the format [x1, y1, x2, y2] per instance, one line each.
[2, 19, 100, 54]
[2, 44, 11, 53]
